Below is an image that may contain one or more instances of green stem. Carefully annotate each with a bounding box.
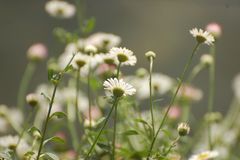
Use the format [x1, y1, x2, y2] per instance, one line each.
[17, 61, 36, 110]
[147, 43, 200, 159]
[112, 103, 118, 160]
[85, 98, 119, 159]
[207, 45, 216, 150]
[75, 69, 81, 125]
[149, 57, 155, 136]
[164, 136, 180, 156]
[187, 63, 205, 83]
[87, 62, 92, 129]
[116, 62, 121, 78]
[36, 84, 58, 160]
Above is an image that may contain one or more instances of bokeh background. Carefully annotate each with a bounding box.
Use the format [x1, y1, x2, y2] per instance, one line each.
[0, 0, 239, 116]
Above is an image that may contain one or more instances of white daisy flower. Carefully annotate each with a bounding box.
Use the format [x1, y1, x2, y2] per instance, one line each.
[190, 28, 215, 45]
[0, 135, 30, 158]
[109, 47, 137, 66]
[72, 53, 90, 69]
[45, 0, 76, 19]
[101, 53, 117, 65]
[103, 78, 136, 97]
[86, 32, 121, 51]
[189, 150, 219, 160]
[127, 73, 174, 100]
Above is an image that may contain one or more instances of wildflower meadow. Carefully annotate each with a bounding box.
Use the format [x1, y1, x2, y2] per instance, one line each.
[0, 1, 240, 160]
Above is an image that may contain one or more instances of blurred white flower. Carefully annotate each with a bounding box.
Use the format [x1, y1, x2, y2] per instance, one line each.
[233, 73, 240, 100]
[177, 84, 203, 102]
[200, 54, 213, 66]
[127, 73, 174, 99]
[109, 47, 137, 66]
[190, 28, 215, 45]
[72, 53, 90, 69]
[86, 32, 121, 51]
[0, 135, 30, 158]
[45, 0, 76, 19]
[189, 150, 219, 160]
[103, 78, 136, 97]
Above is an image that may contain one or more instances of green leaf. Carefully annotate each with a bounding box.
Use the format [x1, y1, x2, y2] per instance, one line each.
[40, 152, 59, 160]
[41, 92, 51, 102]
[122, 130, 139, 136]
[28, 126, 42, 138]
[161, 129, 172, 138]
[96, 142, 111, 152]
[49, 112, 67, 120]
[48, 69, 54, 82]
[63, 64, 73, 73]
[81, 17, 96, 34]
[135, 118, 152, 129]
[43, 136, 65, 146]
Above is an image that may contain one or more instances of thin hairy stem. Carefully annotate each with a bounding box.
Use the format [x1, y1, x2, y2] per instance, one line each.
[207, 45, 216, 150]
[85, 98, 119, 159]
[147, 43, 200, 158]
[36, 84, 58, 160]
[149, 57, 155, 136]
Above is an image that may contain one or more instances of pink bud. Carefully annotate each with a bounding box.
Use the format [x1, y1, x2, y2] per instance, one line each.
[27, 43, 48, 61]
[167, 106, 181, 119]
[206, 22, 222, 38]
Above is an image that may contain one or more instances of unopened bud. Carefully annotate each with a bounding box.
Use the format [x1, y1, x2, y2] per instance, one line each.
[27, 43, 48, 61]
[26, 93, 39, 107]
[177, 122, 190, 136]
[145, 51, 156, 60]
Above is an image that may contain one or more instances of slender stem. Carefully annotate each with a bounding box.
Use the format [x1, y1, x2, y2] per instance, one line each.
[17, 61, 36, 110]
[147, 43, 200, 159]
[164, 136, 180, 156]
[75, 69, 81, 125]
[88, 61, 92, 129]
[36, 84, 58, 160]
[116, 62, 121, 78]
[85, 98, 119, 159]
[187, 63, 204, 83]
[149, 57, 155, 136]
[112, 103, 118, 160]
[207, 45, 216, 150]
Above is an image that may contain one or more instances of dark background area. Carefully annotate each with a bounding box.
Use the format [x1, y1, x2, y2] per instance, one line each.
[0, 0, 239, 116]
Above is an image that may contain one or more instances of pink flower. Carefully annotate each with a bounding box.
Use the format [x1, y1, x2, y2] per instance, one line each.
[206, 22, 222, 38]
[27, 43, 48, 61]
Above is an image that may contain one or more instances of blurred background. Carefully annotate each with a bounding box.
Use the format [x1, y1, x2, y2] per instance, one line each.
[0, 0, 239, 116]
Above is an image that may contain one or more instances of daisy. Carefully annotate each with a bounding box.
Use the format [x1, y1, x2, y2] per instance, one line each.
[190, 28, 215, 45]
[189, 150, 219, 160]
[86, 32, 121, 51]
[109, 47, 137, 66]
[103, 78, 136, 97]
[0, 135, 30, 158]
[45, 0, 76, 19]
[72, 53, 90, 69]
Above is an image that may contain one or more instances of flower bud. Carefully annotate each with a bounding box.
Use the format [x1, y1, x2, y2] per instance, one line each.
[27, 43, 48, 61]
[136, 68, 148, 78]
[177, 122, 190, 136]
[200, 54, 213, 66]
[26, 93, 39, 107]
[206, 22, 222, 39]
[145, 51, 156, 60]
